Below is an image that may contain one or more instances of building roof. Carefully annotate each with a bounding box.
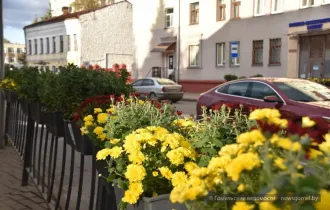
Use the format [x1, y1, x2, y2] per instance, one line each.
[24, 1, 131, 30]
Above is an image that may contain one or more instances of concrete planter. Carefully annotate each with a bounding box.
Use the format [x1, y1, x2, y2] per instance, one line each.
[143, 194, 188, 210]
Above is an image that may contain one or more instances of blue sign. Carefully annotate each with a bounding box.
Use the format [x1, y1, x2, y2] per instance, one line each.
[231, 42, 238, 58]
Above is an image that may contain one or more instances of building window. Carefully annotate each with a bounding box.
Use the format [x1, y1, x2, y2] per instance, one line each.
[301, 0, 314, 8]
[7, 47, 13, 53]
[67, 35, 71, 51]
[74, 34, 78, 51]
[46, 38, 50, 54]
[189, 45, 200, 67]
[269, 38, 281, 65]
[190, 2, 199, 25]
[231, 0, 240, 19]
[34, 39, 38, 54]
[9, 58, 14, 63]
[254, 0, 264, 16]
[272, 0, 284, 13]
[40, 38, 44, 54]
[230, 41, 240, 66]
[60, 36, 64, 52]
[28, 40, 32, 55]
[217, 0, 226, 21]
[252, 40, 263, 65]
[53, 37, 56, 53]
[216, 43, 225, 66]
[165, 8, 174, 28]
[16, 48, 22, 54]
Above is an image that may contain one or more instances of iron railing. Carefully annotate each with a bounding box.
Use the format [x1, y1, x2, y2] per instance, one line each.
[3, 91, 117, 210]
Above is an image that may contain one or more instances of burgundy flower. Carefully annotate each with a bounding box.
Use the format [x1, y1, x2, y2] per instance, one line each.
[177, 110, 183, 116]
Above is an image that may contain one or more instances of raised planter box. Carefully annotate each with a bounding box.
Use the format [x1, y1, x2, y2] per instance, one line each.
[143, 194, 187, 210]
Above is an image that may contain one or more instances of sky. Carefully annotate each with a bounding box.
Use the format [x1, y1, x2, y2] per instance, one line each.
[4, 0, 48, 44]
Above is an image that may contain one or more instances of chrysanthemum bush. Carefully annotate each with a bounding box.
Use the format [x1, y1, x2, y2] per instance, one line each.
[96, 126, 198, 209]
[183, 104, 257, 166]
[169, 108, 330, 210]
[0, 77, 17, 90]
[78, 95, 184, 148]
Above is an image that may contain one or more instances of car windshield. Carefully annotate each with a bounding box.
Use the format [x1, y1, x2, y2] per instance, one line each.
[273, 80, 330, 102]
[156, 78, 177, 85]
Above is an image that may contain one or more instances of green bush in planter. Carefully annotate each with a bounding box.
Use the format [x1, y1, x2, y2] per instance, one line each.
[43, 64, 134, 120]
[15, 66, 40, 102]
[224, 74, 238, 81]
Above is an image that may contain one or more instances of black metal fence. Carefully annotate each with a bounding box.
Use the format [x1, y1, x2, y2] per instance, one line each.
[3, 91, 117, 210]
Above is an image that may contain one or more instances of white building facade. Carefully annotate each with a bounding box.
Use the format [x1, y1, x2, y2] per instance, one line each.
[25, 1, 133, 71]
[4, 43, 25, 67]
[131, 0, 330, 92]
[79, 1, 133, 71]
[24, 15, 81, 70]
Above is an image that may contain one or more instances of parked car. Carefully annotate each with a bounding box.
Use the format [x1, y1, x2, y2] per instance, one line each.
[197, 77, 330, 131]
[131, 77, 184, 103]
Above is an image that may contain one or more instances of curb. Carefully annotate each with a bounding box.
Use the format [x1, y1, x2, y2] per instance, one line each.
[181, 98, 198, 102]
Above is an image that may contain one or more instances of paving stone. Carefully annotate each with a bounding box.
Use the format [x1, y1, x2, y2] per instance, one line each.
[0, 144, 50, 210]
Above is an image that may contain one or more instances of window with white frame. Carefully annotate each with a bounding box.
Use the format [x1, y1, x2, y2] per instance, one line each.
[272, 0, 284, 13]
[165, 8, 174, 28]
[254, 0, 264, 16]
[216, 43, 225, 66]
[230, 41, 240, 66]
[301, 0, 314, 8]
[189, 45, 200, 67]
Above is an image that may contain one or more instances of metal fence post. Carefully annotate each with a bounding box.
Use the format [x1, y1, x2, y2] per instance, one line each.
[0, 0, 6, 149]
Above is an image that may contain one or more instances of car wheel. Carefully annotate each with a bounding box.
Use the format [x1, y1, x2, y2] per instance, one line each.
[149, 92, 157, 100]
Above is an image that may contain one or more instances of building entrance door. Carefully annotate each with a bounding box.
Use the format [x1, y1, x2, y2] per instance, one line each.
[309, 35, 324, 79]
[299, 35, 326, 79]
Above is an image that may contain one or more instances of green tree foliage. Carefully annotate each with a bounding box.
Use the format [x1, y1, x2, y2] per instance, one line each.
[40, 3, 53, 21]
[71, 0, 100, 11]
[3, 38, 10, 43]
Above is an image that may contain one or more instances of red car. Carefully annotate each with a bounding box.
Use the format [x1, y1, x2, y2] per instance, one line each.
[197, 77, 330, 132]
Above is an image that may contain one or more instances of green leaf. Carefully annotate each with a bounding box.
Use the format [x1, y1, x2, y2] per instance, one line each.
[198, 155, 211, 167]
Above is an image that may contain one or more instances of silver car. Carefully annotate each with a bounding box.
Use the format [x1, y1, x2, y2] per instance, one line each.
[132, 77, 184, 103]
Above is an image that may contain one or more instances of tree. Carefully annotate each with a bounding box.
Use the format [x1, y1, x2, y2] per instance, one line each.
[33, 15, 39, 23]
[71, 0, 100, 11]
[40, 3, 53, 21]
[17, 53, 27, 66]
[3, 38, 10, 43]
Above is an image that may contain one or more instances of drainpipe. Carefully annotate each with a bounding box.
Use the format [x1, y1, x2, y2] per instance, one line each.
[0, 0, 5, 149]
[176, 0, 181, 84]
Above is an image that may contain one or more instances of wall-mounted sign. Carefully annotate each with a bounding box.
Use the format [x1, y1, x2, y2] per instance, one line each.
[231, 42, 238, 58]
[313, 65, 319, 71]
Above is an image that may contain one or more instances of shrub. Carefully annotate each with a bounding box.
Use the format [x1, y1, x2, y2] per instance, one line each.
[252, 74, 263, 77]
[224, 74, 238, 81]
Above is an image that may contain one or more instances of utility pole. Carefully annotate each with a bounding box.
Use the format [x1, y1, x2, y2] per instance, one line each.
[176, 0, 180, 84]
[0, 0, 5, 149]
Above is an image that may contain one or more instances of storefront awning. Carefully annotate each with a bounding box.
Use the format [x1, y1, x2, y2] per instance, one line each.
[287, 28, 330, 36]
[151, 42, 176, 53]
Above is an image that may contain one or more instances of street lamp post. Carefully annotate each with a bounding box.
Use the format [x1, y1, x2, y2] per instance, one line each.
[0, 0, 5, 149]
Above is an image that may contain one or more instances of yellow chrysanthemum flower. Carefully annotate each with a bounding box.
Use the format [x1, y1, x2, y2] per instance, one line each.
[109, 146, 123, 158]
[83, 115, 94, 122]
[125, 164, 146, 182]
[159, 167, 173, 180]
[128, 151, 145, 164]
[93, 126, 104, 135]
[138, 100, 144, 105]
[274, 157, 287, 170]
[232, 202, 255, 210]
[152, 171, 158, 177]
[314, 189, 330, 210]
[237, 130, 266, 145]
[302, 116, 316, 128]
[110, 138, 120, 144]
[96, 148, 111, 160]
[184, 162, 199, 174]
[98, 134, 107, 141]
[80, 126, 89, 135]
[171, 172, 188, 187]
[94, 108, 102, 114]
[237, 184, 245, 192]
[97, 113, 108, 124]
[84, 121, 93, 127]
[122, 189, 140, 204]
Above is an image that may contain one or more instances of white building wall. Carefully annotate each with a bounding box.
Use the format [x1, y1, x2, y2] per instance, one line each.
[25, 19, 81, 68]
[4, 43, 26, 67]
[79, 1, 134, 70]
[131, 0, 330, 82]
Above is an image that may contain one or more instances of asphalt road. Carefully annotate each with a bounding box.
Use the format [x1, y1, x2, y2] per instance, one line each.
[173, 100, 197, 117]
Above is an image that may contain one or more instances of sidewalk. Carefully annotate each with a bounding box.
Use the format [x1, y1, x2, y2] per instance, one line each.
[182, 92, 200, 102]
[0, 142, 49, 210]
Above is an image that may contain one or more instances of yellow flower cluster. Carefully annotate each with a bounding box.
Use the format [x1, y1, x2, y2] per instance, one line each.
[0, 78, 16, 90]
[249, 108, 288, 128]
[173, 118, 195, 129]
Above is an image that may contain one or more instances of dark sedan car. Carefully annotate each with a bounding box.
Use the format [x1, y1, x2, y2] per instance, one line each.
[197, 77, 330, 131]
